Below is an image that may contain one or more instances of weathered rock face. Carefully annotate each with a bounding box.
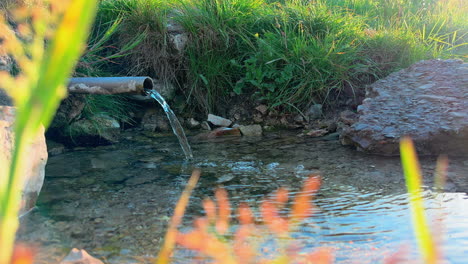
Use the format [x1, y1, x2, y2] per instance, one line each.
[341, 59, 468, 156]
[67, 114, 121, 145]
[0, 106, 48, 216]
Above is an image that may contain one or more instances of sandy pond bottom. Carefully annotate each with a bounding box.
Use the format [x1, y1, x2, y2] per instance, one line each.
[17, 131, 468, 263]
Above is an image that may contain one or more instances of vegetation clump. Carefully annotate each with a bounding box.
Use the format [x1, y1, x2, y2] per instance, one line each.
[88, 0, 466, 114]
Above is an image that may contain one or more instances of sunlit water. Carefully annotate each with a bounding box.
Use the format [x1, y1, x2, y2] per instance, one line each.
[17, 131, 468, 263]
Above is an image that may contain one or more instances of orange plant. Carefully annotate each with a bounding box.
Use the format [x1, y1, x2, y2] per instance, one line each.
[160, 143, 447, 264]
[158, 172, 334, 264]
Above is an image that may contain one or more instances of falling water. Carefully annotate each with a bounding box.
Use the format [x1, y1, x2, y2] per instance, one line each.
[146, 90, 193, 159]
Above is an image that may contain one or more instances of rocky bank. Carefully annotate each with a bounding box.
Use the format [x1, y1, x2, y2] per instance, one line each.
[341, 59, 467, 156]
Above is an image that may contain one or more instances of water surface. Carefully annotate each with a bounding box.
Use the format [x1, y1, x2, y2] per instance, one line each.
[17, 131, 468, 263]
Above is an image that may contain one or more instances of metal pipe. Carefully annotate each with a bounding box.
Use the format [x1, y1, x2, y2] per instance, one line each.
[68, 77, 153, 95]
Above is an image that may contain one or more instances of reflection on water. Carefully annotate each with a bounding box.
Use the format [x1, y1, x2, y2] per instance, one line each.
[17, 131, 468, 263]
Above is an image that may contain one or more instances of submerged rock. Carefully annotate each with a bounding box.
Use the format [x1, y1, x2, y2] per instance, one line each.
[239, 124, 263, 137]
[60, 248, 104, 264]
[46, 140, 65, 156]
[193, 127, 241, 140]
[341, 59, 468, 156]
[306, 129, 328, 137]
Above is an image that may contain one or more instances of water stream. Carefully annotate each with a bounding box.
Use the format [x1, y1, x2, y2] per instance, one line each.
[17, 131, 468, 263]
[146, 89, 193, 159]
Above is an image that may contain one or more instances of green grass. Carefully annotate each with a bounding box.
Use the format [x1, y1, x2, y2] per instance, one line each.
[87, 0, 467, 115]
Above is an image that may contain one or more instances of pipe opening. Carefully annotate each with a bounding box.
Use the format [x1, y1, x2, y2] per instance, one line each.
[143, 77, 154, 95]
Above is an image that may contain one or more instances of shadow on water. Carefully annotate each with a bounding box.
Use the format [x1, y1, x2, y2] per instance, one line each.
[16, 131, 468, 263]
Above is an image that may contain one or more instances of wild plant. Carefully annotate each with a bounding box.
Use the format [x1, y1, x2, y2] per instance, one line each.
[0, 0, 97, 263]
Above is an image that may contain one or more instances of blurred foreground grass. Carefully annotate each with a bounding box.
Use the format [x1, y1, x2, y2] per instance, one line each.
[0, 0, 97, 263]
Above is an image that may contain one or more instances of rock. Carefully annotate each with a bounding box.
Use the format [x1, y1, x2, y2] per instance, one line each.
[306, 104, 322, 120]
[46, 140, 65, 156]
[339, 110, 358, 125]
[253, 113, 263, 123]
[205, 127, 241, 138]
[0, 88, 12, 106]
[201, 121, 211, 131]
[341, 59, 468, 156]
[255, 104, 268, 115]
[67, 114, 121, 145]
[217, 174, 235, 183]
[50, 95, 87, 129]
[169, 33, 188, 53]
[239, 124, 263, 137]
[0, 55, 12, 72]
[187, 118, 201, 129]
[193, 127, 241, 140]
[60, 248, 104, 264]
[47, 95, 87, 143]
[166, 18, 184, 33]
[294, 114, 305, 123]
[0, 106, 48, 216]
[141, 107, 170, 132]
[207, 114, 232, 127]
[306, 129, 328, 137]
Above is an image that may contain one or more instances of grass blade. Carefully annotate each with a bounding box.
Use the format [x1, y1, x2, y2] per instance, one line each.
[400, 137, 438, 264]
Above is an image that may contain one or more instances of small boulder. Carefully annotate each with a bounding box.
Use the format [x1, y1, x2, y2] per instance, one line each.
[306, 104, 322, 120]
[60, 248, 104, 264]
[67, 114, 120, 145]
[208, 114, 232, 127]
[255, 104, 268, 115]
[239, 124, 263, 137]
[201, 121, 211, 131]
[0, 106, 47, 216]
[341, 59, 468, 156]
[187, 118, 201, 129]
[169, 33, 188, 53]
[141, 107, 170, 132]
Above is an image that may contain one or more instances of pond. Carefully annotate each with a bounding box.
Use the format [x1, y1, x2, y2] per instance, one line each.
[17, 130, 468, 263]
